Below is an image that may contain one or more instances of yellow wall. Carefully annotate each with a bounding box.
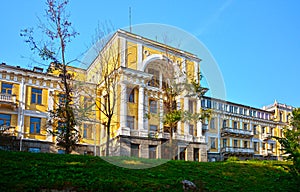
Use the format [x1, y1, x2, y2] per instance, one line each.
[127, 41, 137, 70]
[25, 86, 48, 112]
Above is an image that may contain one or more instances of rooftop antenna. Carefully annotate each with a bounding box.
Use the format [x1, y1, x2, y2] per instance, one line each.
[129, 7, 132, 32]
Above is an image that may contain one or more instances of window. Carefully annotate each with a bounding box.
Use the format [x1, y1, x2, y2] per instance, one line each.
[31, 88, 42, 104]
[262, 127, 266, 134]
[189, 124, 194, 135]
[127, 116, 135, 129]
[58, 149, 65, 154]
[239, 107, 243, 115]
[83, 96, 93, 109]
[218, 103, 223, 111]
[270, 143, 275, 152]
[0, 114, 11, 127]
[234, 140, 238, 147]
[249, 110, 252, 116]
[212, 101, 217, 109]
[253, 125, 257, 134]
[207, 100, 211, 108]
[210, 137, 216, 149]
[149, 99, 157, 113]
[148, 68, 159, 87]
[270, 128, 273, 136]
[201, 99, 205, 108]
[28, 148, 41, 153]
[254, 142, 258, 151]
[83, 124, 93, 139]
[253, 111, 257, 117]
[194, 148, 200, 161]
[150, 125, 157, 131]
[131, 144, 139, 157]
[188, 100, 195, 113]
[223, 139, 227, 147]
[243, 123, 248, 130]
[244, 141, 248, 148]
[262, 143, 266, 150]
[233, 106, 238, 113]
[222, 119, 227, 128]
[149, 145, 157, 159]
[128, 88, 135, 103]
[233, 121, 238, 129]
[59, 93, 67, 105]
[1, 83, 12, 94]
[210, 118, 215, 129]
[179, 147, 186, 160]
[229, 106, 233, 113]
[30, 117, 41, 134]
[224, 104, 228, 112]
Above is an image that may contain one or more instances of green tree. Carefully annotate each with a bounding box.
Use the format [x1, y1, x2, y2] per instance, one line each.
[274, 108, 300, 174]
[21, 0, 79, 154]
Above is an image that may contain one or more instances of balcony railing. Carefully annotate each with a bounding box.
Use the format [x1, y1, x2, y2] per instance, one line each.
[222, 127, 253, 137]
[116, 127, 205, 142]
[262, 149, 274, 156]
[261, 133, 272, 140]
[221, 147, 254, 154]
[0, 125, 15, 135]
[0, 93, 16, 104]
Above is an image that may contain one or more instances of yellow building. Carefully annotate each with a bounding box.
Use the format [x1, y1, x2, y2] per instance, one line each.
[201, 96, 293, 161]
[0, 29, 294, 161]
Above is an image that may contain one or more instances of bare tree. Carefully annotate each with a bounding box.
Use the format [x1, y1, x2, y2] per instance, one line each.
[84, 24, 120, 156]
[20, 0, 79, 154]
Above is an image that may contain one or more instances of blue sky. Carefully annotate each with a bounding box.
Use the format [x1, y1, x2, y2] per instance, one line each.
[1, 0, 299, 108]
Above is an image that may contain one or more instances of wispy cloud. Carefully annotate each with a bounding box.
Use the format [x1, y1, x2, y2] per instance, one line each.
[196, 0, 233, 36]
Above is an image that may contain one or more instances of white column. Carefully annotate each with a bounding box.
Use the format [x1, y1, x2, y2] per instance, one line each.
[144, 90, 148, 130]
[120, 83, 127, 128]
[138, 86, 145, 130]
[184, 97, 189, 135]
[196, 99, 202, 137]
[177, 98, 181, 134]
[18, 79, 26, 137]
[159, 94, 164, 133]
[159, 70, 162, 89]
[137, 43, 143, 70]
[46, 88, 54, 142]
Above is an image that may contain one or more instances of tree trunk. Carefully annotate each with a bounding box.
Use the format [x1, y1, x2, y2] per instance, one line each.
[106, 118, 111, 156]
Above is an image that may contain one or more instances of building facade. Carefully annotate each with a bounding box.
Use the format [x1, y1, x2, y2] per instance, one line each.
[0, 29, 294, 161]
[201, 96, 293, 161]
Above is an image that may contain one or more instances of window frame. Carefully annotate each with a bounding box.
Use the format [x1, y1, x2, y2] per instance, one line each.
[149, 99, 158, 114]
[127, 116, 135, 129]
[31, 88, 42, 104]
[210, 137, 216, 149]
[127, 88, 135, 103]
[1, 83, 13, 94]
[30, 117, 41, 134]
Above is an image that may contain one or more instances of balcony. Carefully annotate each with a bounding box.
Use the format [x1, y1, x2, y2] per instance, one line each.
[221, 147, 254, 155]
[116, 128, 205, 143]
[261, 133, 272, 140]
[0, 94, 17, 109]
[0, 125, 15, 136]
[221, 127, 253, 138]
[262, 149, 274, 156]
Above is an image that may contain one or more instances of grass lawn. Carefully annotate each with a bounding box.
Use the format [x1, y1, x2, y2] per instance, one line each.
[0, 150, 299, 191]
